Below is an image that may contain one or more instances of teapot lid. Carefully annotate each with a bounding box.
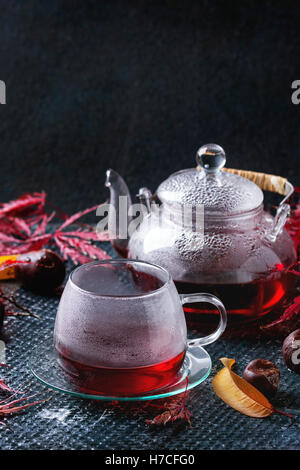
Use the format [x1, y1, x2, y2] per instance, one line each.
[156, 144, 264, 216]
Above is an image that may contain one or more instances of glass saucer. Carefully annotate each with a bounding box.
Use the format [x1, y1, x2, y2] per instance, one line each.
[28, 340, 212, 401]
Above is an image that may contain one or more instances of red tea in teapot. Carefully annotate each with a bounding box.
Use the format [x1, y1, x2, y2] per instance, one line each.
[57, 347, 185, 396]
[175, 270, 292, 324]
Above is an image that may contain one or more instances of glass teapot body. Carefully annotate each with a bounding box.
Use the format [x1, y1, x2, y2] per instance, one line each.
[128, 204, 295, 320]
[106, 143, 296, 321]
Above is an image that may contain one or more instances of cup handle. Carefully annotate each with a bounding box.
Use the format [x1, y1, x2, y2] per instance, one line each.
[179, 293, 227, 347]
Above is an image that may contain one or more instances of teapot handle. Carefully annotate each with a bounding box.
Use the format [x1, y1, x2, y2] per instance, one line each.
[179, 293, 227, 347]
[220, 171, 294, 243]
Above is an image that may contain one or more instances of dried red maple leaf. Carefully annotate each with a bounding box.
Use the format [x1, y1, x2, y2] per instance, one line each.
[0, 193, 111, 264]
[0, 363, 16, 394]
[286, 187, 300, 253]
[260, 190, 300, 336]
[146, 402, 192, 426]
[0, 394, 49, 430]
[261, 295, 300, 336]
[0, 192, 46, 218]
[0, 364, 49, 430]
[0, 288, 39, 319]
[0, 379, 17, 394]
[146, 379, 192, 426]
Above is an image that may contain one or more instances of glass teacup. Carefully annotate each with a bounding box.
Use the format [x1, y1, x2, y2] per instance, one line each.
[54, 260, 227, 396]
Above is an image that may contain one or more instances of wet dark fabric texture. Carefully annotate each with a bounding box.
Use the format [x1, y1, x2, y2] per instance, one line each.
[0, 1, 300, 219]
[1, 243, 300, 450]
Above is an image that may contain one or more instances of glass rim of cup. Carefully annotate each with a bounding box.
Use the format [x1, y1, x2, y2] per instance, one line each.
[69, 258, 172, 299]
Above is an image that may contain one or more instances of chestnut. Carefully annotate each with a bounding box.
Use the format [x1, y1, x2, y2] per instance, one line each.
[242, 359, 280, 398]
[15, 249, 66, 292]
[282, 329, 300, 374]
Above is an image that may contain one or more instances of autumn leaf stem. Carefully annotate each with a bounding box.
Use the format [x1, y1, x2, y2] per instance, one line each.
[0, 293, 40, 319]
[274, 408, 294, 419]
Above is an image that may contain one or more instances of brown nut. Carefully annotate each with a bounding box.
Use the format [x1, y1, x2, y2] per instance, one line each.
[15, 249, 65, 292]
[242, 359, 280, 398]
[282, 329, 300, 374]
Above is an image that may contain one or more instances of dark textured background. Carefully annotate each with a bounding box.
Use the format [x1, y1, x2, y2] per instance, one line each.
[0, 0, 299, 217]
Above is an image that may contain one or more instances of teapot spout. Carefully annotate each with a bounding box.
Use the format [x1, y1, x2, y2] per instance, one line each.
[105, 169, 132, 256]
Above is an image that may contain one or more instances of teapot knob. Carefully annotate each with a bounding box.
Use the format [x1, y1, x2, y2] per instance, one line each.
[196, 143, 226, 174]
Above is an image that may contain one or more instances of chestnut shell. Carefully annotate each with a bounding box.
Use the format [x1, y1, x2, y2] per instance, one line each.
[282, 329, 300, 374]
[242, 358, 280, 399]
[15, 249, 66, 292]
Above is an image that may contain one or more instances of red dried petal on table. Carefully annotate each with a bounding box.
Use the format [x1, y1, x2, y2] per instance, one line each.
[0, 394, 48, 416]
[146, 379, 192, 426]
[146, 409, 173, 426]
[0, 379, 17, 394]
[0, 366, 49, 429]
[146, 404, 192, 426]
[261, 295, 300, 335]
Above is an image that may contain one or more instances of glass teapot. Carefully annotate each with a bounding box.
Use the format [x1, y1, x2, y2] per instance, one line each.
[105, 144, 296, 321]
